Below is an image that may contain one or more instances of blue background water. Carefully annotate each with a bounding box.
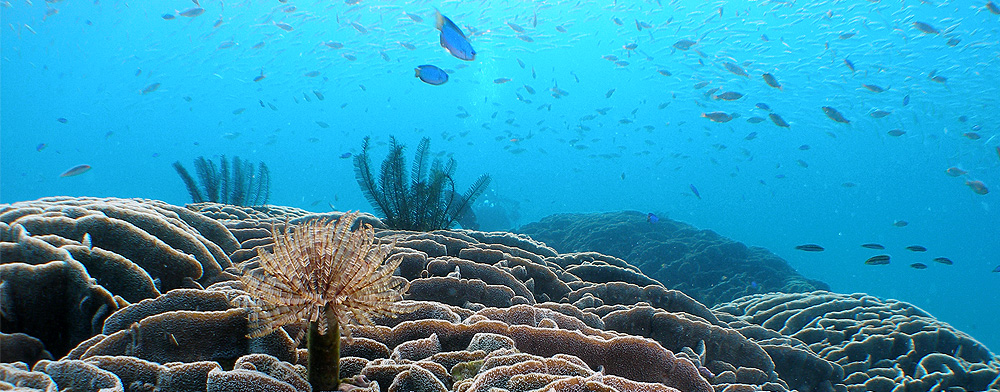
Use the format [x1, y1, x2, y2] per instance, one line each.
[2, 0, 997, 350]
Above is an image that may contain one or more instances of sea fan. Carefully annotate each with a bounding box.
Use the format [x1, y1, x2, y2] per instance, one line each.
[240, 211, 408, 339]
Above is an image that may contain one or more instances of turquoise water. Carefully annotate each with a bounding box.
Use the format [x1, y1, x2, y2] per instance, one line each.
[2, 0, 997, 350]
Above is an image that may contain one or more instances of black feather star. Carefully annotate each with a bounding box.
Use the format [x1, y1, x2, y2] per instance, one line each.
[353, 136, 490, 231]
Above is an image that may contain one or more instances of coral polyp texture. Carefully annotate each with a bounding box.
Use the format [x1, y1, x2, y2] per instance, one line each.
[1, 197, 997, 392]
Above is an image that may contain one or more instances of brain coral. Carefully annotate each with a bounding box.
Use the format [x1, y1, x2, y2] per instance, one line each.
[518, 211, 829, 306]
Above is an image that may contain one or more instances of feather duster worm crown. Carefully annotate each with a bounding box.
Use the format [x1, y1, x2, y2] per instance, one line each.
[240, 211, 408, 338]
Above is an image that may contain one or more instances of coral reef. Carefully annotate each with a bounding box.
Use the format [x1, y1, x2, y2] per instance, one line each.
[173, 155, 271, 207]
[714, 291, 1000, 392]
[1, 197, 238, 360]
[2, 198, 996, 392]
[518, 211, 829, 306]
[354, 136, 491, 231]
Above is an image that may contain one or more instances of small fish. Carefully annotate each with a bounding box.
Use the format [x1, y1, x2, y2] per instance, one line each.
[861, 243, 885, 250]
[693, 81, 711, 89]
[988, 1, 1000, 14]
[177, 7, 204, 17]
[316, 121, 329, 128]
[762, 73, 782, 89]
[162, 13, 176, 20]
[673, 39, 697, 50]
[304, 71, 320, 77]
[415, 65, 448, 85]
[723, 62, 749, 77]
[435, 10, 476, 61]
[902, 95, 910, 106]
[350, 22, 368, 34]
[36, 143, 47, 152]
[506, 21, 525, 33]
[339, 152, 352, 159]
[253, 70, 265, 82]
[647, 213, 659, 223]
[232, 108, 245, 115]
[822, 106, 850, 123]
[932, 257, 953, 265]
[839, 32, 856, 40]
[910, 263, 928, 270]
[769, 113, 790, 128]
[912, 21, 939, 34]
[702, 112, 733, 123]
[965, 180, 989, 195]
[843, 58, 856, 72]
[842, 182, 857, 188]
[962, 132, 981, 140]
[745, 132, 758, 140]
[994, 265, 1000, 273]
[274, 22, 293, 31]
[405, 12, 423, 23]
[946, 38, 961, 47]
[60, 164, 92, 177]
[945, 167, 967, 177]
[658, 69, 672, 76]
[795, 244, 825, 252]
[799, 145, 811, 151]
[57, 117, 68, 124]
[865, 255, 891, 265]
[862, 84, 885, 93]
[887, 129, 906, 137]
[893, 220, 909, 227]
[755, 103, 771, 111]
[313, 90, 325, 100]
[714, 91, 744, 101]
[605, 89, 615, 98]
[494, 78, 512, 84]
[870, 110, 892, 118]
[141, 82, 161, 94]
[905, 245, 927, 252]
[747, 117, 766, 124]
[689, 184, 701, 199]
[324, 41, 344, 49]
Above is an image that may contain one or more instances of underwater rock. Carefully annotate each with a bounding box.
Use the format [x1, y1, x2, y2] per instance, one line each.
[518, 211, 830, 306]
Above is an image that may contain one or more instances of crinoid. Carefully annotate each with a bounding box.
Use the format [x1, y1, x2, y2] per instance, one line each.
[172, 155, 270, 207]
[240, 211, 408, 390]
[353, 136, 491, 231]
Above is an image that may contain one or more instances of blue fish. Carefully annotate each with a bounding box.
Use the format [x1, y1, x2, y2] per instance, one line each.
[993, 265, 1000, 273]
[435, 11, 475, 61]
[647, 213, 659, 223]
[339, 152, 352, 159]
[689, 184, 701, 199]
[415, 64, 449, 85]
